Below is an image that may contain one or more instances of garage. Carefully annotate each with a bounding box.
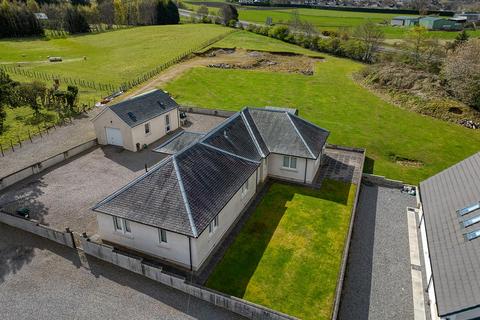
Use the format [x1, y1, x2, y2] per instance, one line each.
[106, 127, 123, 147]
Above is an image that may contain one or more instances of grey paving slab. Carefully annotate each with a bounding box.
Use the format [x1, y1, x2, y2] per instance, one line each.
[314, 147, 364, 186]
[0, 223, 245, 320]
[339, 184, 417, 320]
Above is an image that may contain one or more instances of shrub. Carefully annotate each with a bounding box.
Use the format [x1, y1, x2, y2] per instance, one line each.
[268, 25, 289, 41]
[64, 6, 90, 34]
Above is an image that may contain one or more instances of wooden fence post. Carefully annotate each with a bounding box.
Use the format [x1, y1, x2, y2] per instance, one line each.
[0, 144, 4, 157]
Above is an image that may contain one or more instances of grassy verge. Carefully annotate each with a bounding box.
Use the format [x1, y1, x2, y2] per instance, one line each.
[164, 31, 480, 184]
[207, 181, 356, 320]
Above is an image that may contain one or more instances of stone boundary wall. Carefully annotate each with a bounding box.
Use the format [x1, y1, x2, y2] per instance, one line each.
[180, 106, 235, 118]
[331, 148, 365, 320]
[80, 236, 297, 320]
[0, 211, 75, 248]
[0, 139, 97, 191]
[362, 173, 407, 189]
[326, 143, 365, 153]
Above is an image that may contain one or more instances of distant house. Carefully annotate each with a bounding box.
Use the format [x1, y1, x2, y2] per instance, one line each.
[34, 12, 48, 20]
[391, 16, 419, 27]
[93, 107, 330, 272]
[419, 152, 480, 319]
[418, 16, 462, 31]
[92, 90, 180, 152]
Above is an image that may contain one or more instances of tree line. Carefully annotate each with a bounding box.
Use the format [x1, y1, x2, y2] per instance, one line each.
[0, 0, 180, 38]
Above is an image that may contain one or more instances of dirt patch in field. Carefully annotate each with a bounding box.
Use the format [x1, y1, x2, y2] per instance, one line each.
[119, 48, 323, 100]
[389, 154, 424, 168]
[202, 48, 322, 75]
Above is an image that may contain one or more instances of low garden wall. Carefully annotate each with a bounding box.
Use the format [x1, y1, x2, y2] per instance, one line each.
[180, 106, 235, 118]
[80, 236, 296, 320]
[362, 173, 406, 188]
[0, 139, 97, 191]
[0, 210, 75, 248]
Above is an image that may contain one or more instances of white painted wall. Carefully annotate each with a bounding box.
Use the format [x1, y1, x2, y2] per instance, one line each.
[190, 170, 257, 270]
[267, 153, 307, 183]
[131, 109, 180, 148]
[93, 108, 179, 152]
[96, 212, 191, 268]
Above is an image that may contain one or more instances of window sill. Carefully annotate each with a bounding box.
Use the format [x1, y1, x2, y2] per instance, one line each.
[157, 242, 170, 249]
[281, 167, 298, 172]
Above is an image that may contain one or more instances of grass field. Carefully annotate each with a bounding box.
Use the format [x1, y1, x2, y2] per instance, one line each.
[0, 24, 231, 99]
[207, 181, 356, 320]
[165, 31, 480, 184]
[186, 3, 480, 39]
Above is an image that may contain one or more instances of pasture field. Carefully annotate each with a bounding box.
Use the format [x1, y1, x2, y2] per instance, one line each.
[186, 3, 480, 39]
[165, 31, 480, 184]
[0, 24, 231, 97]
[207, 181, 356, 320]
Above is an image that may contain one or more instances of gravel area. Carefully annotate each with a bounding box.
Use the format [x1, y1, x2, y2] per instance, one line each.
[339, 183, 417, 320]
[0, 113, 225, 235]
[0, 223, 245, 320]
[0, 109, 101, 177]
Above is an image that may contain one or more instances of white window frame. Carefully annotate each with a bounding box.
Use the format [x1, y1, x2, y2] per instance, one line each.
[159, 228, 167, 244]
[113, 217, 131, 235]
[282, 156, 297, 170]
[209, 216, 219, 235]
[241, 179, 249, 198]
[145, 122, 151, 135]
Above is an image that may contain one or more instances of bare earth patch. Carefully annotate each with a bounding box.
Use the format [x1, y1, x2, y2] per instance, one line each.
[121, 48, 323, 100]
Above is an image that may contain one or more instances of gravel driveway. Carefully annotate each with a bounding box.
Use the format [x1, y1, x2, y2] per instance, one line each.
[339, 183, 417, 320]
[0, 223, 245, 320]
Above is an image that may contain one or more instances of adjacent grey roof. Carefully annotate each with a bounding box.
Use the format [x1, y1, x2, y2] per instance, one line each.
[420, 152, 480, 317]
[94, 107, 329, 237]
[246, 108, 329, 159]
[264, 106, 298, 115]
[109, 89, 179, 127]
[153, 131, 204, 155]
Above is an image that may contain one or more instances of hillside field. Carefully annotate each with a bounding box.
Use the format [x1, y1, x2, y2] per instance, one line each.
[165, 31, 480, 184]
[186, 3, 480, 39]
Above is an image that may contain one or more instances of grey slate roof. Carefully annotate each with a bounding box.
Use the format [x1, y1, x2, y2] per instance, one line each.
[420, 152, 480, 317]
[94, 107, 329, 237]
[246, 108, 329, 159]
[109, 89, 179, 127]
[153, 131, 204, 155]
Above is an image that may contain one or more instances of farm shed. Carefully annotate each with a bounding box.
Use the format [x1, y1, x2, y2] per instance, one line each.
[418, 16, 462, 30]
[391, 16, 419, 27]
[92, 90, 180, 152]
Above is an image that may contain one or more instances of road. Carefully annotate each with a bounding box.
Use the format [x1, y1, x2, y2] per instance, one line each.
[0, 223, 245, 320]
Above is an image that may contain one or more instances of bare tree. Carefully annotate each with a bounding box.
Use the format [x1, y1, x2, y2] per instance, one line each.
[353, 20, 384, 63]
[410, 0, 430, 14]
[443, 39, 480, 110]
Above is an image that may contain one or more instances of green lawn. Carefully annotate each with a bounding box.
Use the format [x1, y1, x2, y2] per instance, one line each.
[207, 181, 356, 320]
[164, 31, 480, 184]
[0, 24, 231, 95]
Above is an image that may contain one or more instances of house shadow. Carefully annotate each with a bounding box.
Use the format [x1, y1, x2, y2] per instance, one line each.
[0, 223, 82, 285]
[363, 156, 375, 174]
[206, 179, 353, 298]
[338, 182, 378, 320]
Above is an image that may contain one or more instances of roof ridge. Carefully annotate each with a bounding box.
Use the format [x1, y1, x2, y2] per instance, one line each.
[200, 142, 261, 164]
[172, 156, 198, 237]
[200, 112, 241, 142]
[92, 156, 173, 210]
[240, 109, 266, 158]
[287, 112, 315, 159]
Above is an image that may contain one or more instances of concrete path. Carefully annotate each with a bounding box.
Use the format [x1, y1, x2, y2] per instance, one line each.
[0, 223, 245, 320]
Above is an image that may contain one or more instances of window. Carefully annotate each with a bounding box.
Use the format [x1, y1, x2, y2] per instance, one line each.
[159, 229, 167, 243]
[241, 179, 249, 197]
[113, 217, 131, 234]
[209, 216, 219, 234]
[165, 115, 170, 132]
[458, 202, 480, 216]
[282, 156, 297, 169]
[466, 229, 480, 241]
[463, 214, 480, 228]
[145, 123, 150, 134]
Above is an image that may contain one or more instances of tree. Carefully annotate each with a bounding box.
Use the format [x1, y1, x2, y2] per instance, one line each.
[155, 0, 178, 25]
[0, 1, 44, 38]
[17, 81, 47, 118]
[410, 0, 430, 15]
[219, 4, 237, 25]
[443, 39, 480, 110]
[353, 20, 384, 63]
[64, 6, 90, 33]
[196, 5, 208, 18]
[403, 26, 443, 71]
[0, 69, 19, 133]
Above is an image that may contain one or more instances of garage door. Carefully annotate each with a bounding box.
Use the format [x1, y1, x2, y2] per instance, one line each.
[106, 127, 123, 147]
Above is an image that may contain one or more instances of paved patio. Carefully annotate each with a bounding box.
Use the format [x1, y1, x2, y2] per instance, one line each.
[314, 146, 365, 187]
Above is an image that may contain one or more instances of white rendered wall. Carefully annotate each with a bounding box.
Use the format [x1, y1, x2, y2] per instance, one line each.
[267, 153, 307, 183]
[93, 109, 134, 150]
[131, 109, 179, 148]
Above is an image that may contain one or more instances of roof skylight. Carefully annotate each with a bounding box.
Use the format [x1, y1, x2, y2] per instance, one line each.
[457, 202, 480, 216]
[465, 229, 480, 241]
[463, 214, 480, 228]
